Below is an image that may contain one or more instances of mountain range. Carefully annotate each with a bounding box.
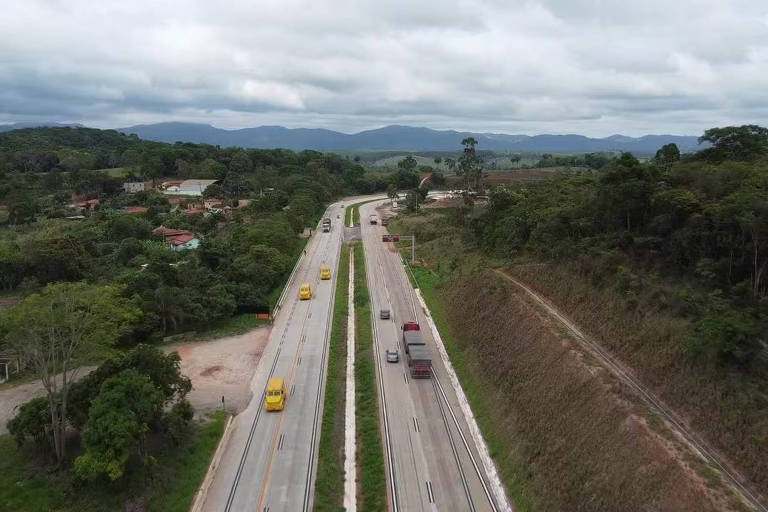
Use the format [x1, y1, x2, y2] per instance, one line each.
[0, 121, 703, 154]
[118, 123, 702, 154]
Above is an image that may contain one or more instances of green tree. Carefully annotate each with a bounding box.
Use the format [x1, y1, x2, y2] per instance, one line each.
[458, 137, 483, 191]
[66, 344, 192, 430]
[398, 156, 417, 172]
[387, 183, 398, 203]
[229, 151, 254, 174]
[74, 370, 164, 481]
[7, 198, 36, 225]
[3, 283, 140, 464]
[699, 125, 768, 161]
[654, 143, 681, 169]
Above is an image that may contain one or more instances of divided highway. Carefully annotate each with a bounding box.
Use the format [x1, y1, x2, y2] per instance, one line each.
[202, 201, 346, 512]
[359, 200, 505, 512]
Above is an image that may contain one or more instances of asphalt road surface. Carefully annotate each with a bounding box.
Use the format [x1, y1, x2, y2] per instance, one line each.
[202, 201, 346, 512]
[360, 200, 502, 512]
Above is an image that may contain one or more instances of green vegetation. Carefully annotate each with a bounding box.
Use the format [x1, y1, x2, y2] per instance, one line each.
[0, 344, 219, 511]
[348, 198, 380, 226]
[313, 244, 350, 512]
[166, 313, 271, 343]
[352, 242, 386, 511]
[387, 124, 768, 503]
[0, 411, 227, 512]
[406, 264, 533, 510]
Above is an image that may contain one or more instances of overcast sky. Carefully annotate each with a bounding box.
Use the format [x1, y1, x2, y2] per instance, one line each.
[1, 0, 767, 136]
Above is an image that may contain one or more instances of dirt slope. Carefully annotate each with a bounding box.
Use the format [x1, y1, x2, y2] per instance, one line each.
[443, 271, 744, 512]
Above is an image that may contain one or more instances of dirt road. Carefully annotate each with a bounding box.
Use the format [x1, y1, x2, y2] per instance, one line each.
[0, 326, 271, 434]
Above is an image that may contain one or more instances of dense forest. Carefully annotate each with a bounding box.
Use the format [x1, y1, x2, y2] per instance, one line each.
[0, 127, 391, 346]
[475, 125, 768, 367]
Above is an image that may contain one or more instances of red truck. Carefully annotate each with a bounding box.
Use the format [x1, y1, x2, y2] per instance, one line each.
[402, 322, 431, 378]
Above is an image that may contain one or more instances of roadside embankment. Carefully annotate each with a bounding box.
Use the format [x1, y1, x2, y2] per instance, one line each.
[423, 269, 733, 511]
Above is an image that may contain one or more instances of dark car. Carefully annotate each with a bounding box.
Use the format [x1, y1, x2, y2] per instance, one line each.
[386, 349, 399, 363]
[380, 308, 390, 320]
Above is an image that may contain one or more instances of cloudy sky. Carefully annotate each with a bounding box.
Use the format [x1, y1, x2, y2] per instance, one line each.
[1, 0, 767, 136]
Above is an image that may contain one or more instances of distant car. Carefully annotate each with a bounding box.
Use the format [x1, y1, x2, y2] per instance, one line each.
[299, 283, 312, 300]
[386, 349, 399, 363]
[380, 308, 390, 320]
[320, 265, 331, 280]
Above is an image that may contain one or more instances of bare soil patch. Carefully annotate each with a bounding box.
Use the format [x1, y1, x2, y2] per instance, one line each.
[165, 326, 271, 416]
[0, 326, 271, 433]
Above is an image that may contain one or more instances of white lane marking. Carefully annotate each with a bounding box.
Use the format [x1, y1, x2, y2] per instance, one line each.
[278, 434, 285, 451]
[404, 372, 409, 385]
[413, 417, 420, 433]
[291, 384, 296, 396]
[426, 481, 435, 503]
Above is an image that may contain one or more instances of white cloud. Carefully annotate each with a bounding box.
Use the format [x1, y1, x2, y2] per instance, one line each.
[0, 0, 767, 136]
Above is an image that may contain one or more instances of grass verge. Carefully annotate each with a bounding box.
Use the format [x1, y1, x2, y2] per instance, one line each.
[406, 265, 532, 510]
[352, 242, 386, 511]
[348, 198, 380, 226]
[313, 244, 350, 512]
[0, 411, 228, 512]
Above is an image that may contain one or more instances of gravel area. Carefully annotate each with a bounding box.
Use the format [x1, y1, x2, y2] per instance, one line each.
[0, 325, 272, 433]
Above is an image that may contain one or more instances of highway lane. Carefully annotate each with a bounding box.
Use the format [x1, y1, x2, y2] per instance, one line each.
[202, 201, 345, 512]
[360, 200, 502, 512]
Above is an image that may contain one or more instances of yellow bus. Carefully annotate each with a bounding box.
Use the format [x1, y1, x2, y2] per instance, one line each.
[320, 265, 331, 280]
[299, 283, 312, 300]
[265, 377, 285, 411]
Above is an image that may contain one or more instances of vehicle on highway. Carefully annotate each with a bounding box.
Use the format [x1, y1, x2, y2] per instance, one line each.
[265, 377, 286, 411]
[402, 329, 425, 354]
[386, 349, 399, 363]
[380, 308, 390, 319]
[320, 265, 331, 280]
[299, 283, 312, 300]
[322, 217, 331, 232]
[402, 321, 420, 332]
[369, 214, 378, 225]
[407, 345, 431, 378]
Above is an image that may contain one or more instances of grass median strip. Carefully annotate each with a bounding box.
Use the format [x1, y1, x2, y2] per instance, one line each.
[353, 242, 387, 511]
[313, 244, 350, 512]
[349, 198, 380, 226]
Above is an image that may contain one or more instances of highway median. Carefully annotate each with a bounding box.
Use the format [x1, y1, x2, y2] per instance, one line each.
[353, 242, 387, 511]
[313, 244, 350, 511]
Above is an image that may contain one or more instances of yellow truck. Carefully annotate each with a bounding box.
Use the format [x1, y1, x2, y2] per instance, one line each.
[299, 283, 312, 300]
[320, 265, 331, 280]
[265, 377, 285, 411]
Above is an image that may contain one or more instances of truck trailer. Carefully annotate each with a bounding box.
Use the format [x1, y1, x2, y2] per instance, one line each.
[402, 329, 424, 355]
[407, 345, 432, 378]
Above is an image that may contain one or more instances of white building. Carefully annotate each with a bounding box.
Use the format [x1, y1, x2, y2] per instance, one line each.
[162, 179, 219, 197]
